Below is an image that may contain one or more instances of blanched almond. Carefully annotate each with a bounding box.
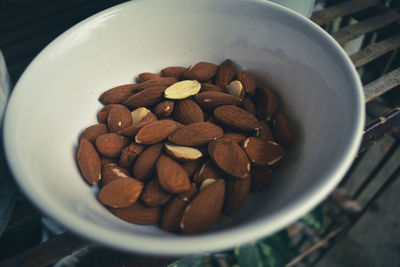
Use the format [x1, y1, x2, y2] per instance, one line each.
[164, 80, 201, 100]
[164, 142, 203, 161]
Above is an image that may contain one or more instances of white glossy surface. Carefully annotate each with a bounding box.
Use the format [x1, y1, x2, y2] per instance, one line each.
[3, 0, 364, 255]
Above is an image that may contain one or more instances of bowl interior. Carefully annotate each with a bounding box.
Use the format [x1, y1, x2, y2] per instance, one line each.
[3, 0, 364, 255]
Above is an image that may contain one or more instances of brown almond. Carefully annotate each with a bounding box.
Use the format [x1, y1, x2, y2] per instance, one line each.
[224, 176, 251, 216]
[193, 160, 224, 185]
[156, 154, 191, 193]
[216, 59, 236, 89]
[97, 104, 120, 124]
[272, 113, 293, 147]
[187, 62, 218, 82]
[95, 133, 129, 158]
[133, 143, 163, 181]
[255, 86, 278, 121]
[214, 105, 259, 132]
[80, 124, 108, 143]
[161, 66, 187, 80]
[194, 91, 241, 110]
[180, 179, 225, 234]
[161, 197, 187, 232]
[135, 120, 178, 144]
[181, 159, 201, 177]
[99, 84, 138, 104]
[255, 121, 274, 141]
[122, 86, 165, 109]
[119, 142, 145, 168]
[250, 167, 272, 192]
[110, 202, 161, 225]
[236, 71, 256, 95]
[221, 132, 247, 145]
[107, 105, 132, 133]
[77, 139, 101, 185]
[137, 72, 162, 83]
[164, 142, 203, 161]
[119, 108, 157, 137]
[98, 178, 143, 208]
[178, 183, 198, 202]
[100, 156, 117, 166]
[154, 101, 174, 118]
[243, 137, 284, 166]
[101, 163, 130, 186]
[140, 178, 171, 207]
[134, 77, 177, 91]
[200, 83, 223, 92]
[208, 139, 250, 179]
[173, 99, 204, 124]
[242, 97, 257, 116]
[168, 122, 224, 146]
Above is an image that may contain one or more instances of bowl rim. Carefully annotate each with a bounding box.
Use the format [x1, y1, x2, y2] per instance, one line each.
[3, 0, 365, 255]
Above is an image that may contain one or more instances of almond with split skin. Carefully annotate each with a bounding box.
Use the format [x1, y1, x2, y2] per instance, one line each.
[119, 142, 145, 168]
[216, 59, 237, 89]
[156, 154, 191, 193]
[236, 71, 256, 95]
[255, 85, 278, 121]
[243, 137, 284, 166]
[161, 66, 187, 79]
[186, 62, 218, 82]
[272, 113, 293, 147]
[154, 101, 174, 118]
[107, 105, 132, 133]
[164, 80, 201, 100]
[173, 99, 204, 124]
[137, 72, 162, 83]
[133, 143, 163, 181]
[98, 178, 143, 208]
[214, 105, 259, 132]
[255, 121, 274, 141]
[95, 133, 129, 158]
[224, 175, 251, 216]
[110, 202, 161, 225]
[193, 160, 224, 185]
[99, 84, 138, 104]
[194, 91, 241, 110]
[225, 80, 244, 98]
[180, 179, 225, 235]
[164, 142, 203, 161]
[140, 178, 171, 207]
[135, 120, 178, 144]
[119, 108, 157, 137]
[199, 178, 216, 192]
[101, 163, 130, 186]
[80, 124, 108, 143]
[168, 122, 224, 146]
[77, 139, 102, 185]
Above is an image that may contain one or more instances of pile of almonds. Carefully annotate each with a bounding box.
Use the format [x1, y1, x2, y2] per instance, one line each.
[76, 59, 293, 235]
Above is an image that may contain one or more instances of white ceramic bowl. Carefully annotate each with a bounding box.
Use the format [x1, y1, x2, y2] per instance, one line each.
[3, 0, 364, 255]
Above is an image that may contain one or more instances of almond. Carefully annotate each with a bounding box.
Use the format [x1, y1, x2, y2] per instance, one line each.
[154, 101, 174, 118]
[80, 124, 108, 143]
[272, 113, 293, 147]
[99, 84, 138, 104]
[110, 202, 161, 225]
[180, 179, 225, 234]
[243, 137, 284, 166]
[168, 122, 224, 146]
[241, 97, 257, 116]
[200, 83, 223, 92]
[221, 132, 247, 145]
[101, 163, 130, 186]
[133, 143, 163, 181]
[122, 86, 165, 109]
[181, 159, 201, 177]
[97, 104, 120, 124]
[140, 178, 171, 207]
[77, 139, 102, 185]
[134, 77, 177, 91]
[119, 142, 145, 168]
[100, 156, 117, 166]
[255, 121, 274, 141]
[95, 133, 129, 158]
[164, 142, 203, 161]
[193, 160, 224, 185]
[164, 80, 201, 100]
[131, 107, 157, 124]
[186, 62, 218, 82]
[107, 105, 132, 132]
[208, 139, 250, 179]
[199, 178, 216, 191]
[236, 71, 256, 95]
[135, 120, 178, 144]
[161, 66, 187, 79]
[216, 59, 236, 89]
[156, 154, 191, 193]
[224, 176, 251, 216]
[173, 99, 204, 124]
[161, 197, 187, 232]
[250, 167, 272, 192]
[225, 80, 244, 98]
[194, 91, 241, 110]
[98, 178, 143, 208]
[255, 86, 278, 121]
[137, 72, 162, 83]
[214, 105, 259, 132]
[178, 183, 198, 202]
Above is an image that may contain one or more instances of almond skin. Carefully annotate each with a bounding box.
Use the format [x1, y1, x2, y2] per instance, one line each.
[161, 66, 187, 79]
[255, 86, 278, 121]
[214, 105, 259, 132]
[80, 124, 108, 143]
[208, 139, 250, 179]
[168, 122, 224, 146]
[186, 62, 218, 82]
[243, 137, 285, 166]
[181, 159, 201, 177]
[122, 86, 165, 109]
[250, 167, 273, 192]
[140, 178, 171, 207]
[77, 139, 101, 185]
[216, 59, 237, 89]
[180, 179, 225, 234]
[99, 84, 138, 104]
[236, 71, 256, 95]
[161, 197, 187, 232]
[272, 113, 293, 147]
[224, 175, 251, 216]
[107, 105, 132, 133]
[241, 97, 257, 116]
[200, 83, 223, 92]
[156, 154, 191, 193]
[97, 104, 120, 124]
[173, 99, 204, 124]
[154, 101, 174, 118]
[110, 202, 161, 225]
[194, 91, 241, 110]
[98, 178, 143, 208]
[95, 133, 129, 158]
[134, 77, 177, 91]
[193, 160, 224, 185]
[135, 120, 178, 144]
[133, 143, 163, 181]
[101, 163, 130, 186]
[137, 72, 162, 83]
[221, 132, 247, 145]
[119, 142, 145, 168]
